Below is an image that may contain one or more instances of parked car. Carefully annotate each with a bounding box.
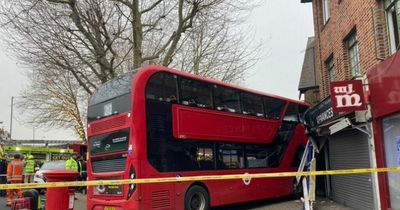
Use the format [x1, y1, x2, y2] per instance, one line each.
[34, 161, 66, 183]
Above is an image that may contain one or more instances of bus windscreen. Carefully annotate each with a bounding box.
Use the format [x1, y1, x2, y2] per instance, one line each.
[88, 71, 136, 122]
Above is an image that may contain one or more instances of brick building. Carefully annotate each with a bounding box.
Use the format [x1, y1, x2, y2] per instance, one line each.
[299, 0, 394, 100]
[299, 0, 400, 210]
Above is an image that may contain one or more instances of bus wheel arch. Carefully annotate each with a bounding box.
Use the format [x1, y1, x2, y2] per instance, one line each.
[184, 183, 210, 210]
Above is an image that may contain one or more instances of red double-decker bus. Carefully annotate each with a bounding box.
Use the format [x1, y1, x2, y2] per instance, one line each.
[86, 65, 309, 210]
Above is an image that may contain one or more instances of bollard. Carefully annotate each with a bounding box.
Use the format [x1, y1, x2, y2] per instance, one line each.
[43, 170, 79, 210]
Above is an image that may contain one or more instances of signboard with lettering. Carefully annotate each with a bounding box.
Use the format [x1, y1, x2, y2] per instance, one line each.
[330, 80, 366, 113]
[305, 97, 341, 128]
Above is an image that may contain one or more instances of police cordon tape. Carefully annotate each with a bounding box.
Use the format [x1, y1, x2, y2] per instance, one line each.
[1, 167, 399, 190]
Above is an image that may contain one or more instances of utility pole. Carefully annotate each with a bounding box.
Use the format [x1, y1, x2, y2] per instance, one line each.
[10, 96, 13, 140]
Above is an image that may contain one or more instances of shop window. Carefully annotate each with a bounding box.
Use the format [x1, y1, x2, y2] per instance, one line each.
[214, 86, 241, 113]
[241, 92, 264, 117]
[179, 78, 213, 108]
[382, 114, 400, 209]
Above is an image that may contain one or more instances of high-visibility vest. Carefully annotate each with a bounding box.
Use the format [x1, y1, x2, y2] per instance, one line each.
[24, 159, 35, 173]
[7, 159, 24, 182]
[65, 158, 78, 172]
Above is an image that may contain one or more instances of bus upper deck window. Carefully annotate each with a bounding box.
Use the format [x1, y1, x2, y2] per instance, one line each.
[214, 86, 241, 113]
[241, 92, 264, 117]
[146, 72, 177, 103]
[179, 78, 213, 108]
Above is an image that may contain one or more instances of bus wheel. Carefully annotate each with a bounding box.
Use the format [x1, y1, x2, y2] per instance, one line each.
[184, 185, 210, 210]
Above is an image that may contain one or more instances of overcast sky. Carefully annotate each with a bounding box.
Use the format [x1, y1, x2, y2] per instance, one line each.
[0, 0, 314, 140]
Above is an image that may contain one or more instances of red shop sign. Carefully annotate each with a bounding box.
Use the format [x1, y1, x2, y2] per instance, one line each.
[330, 80, 366, 113]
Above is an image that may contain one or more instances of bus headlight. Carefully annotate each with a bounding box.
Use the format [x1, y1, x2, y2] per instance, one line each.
[128, 166, 136, 197]
[129, 172, 135, 190]
[95, 185, 106, 194]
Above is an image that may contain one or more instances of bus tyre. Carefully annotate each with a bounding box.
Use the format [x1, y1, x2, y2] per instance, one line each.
[184, 185, 210, 210]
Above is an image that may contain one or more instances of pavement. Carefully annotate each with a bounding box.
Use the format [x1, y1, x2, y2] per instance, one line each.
[215, 196, 354, 210]
[0, 191, 352, 210]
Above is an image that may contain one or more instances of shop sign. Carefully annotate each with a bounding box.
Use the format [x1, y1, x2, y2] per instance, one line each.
[330, 80, 366, 113]
[305, 97, 341, 128]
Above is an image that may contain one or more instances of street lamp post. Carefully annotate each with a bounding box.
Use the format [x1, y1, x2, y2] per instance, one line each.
[10, 96, 14, 139]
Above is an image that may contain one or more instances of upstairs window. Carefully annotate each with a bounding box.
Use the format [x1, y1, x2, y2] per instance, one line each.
[214, 86, 241, 113]
[241, 93, 264, 117]
[386, 0, 400, 54]
[326, 56, 336, 81]
[179, 78, 213, 108]
[322, 0, 330, 24]
[146, 72, 178, 103]
[346, 31, 361, 77]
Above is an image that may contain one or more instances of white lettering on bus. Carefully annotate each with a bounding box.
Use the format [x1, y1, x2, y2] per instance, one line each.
[112, 136, 127, 143]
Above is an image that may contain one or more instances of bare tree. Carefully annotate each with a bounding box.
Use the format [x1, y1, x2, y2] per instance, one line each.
[0, 0, 260, 140]
[15, 68, 88, 141]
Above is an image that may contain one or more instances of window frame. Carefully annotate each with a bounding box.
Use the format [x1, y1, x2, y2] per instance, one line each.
[322, 0, 331, 25]
[386, 0, 400, 54]
[346, 31, 361, 77]
[326, 55, 336, 82]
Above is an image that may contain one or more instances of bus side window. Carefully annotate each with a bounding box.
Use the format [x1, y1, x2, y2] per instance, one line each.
[283, 103, 299, 123]
[179, 78, 213, 108]
[196, 147, 214, 170]
[214, 86, 241, 113]
[241, 92, 264, 117]
[217, 143, 244, 169]
[298, 105, 308, 123]
[146, 73, 178, 103]
[264, 97, 286, 119]
[245, 145, 269, 168]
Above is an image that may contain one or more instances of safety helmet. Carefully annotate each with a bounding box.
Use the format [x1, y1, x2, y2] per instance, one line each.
[28, 155, 34, 159]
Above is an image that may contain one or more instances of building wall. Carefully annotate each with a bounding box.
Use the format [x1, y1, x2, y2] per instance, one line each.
[303, 88, 320, 105]
[312, 0, 388, 99]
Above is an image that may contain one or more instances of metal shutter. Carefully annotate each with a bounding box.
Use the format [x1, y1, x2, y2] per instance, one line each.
[328, 129, 374, 210]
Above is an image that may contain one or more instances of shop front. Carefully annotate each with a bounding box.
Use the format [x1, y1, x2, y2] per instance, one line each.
[305, 96, 379, 210]
[368, 52, 400, 210]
